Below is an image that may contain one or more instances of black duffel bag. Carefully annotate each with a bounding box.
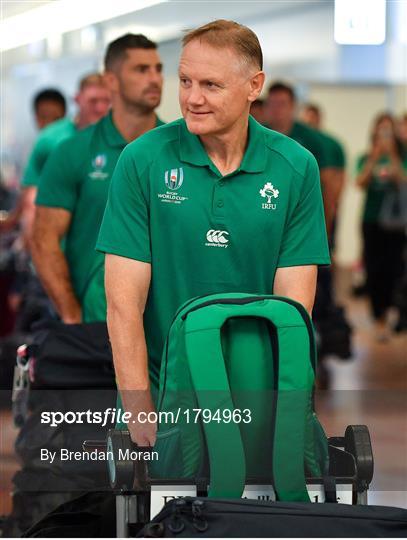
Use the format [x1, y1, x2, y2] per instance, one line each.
[139, 498, 407, 538]
[6, 322, 117, 537]
[29, 321, 115, 389]
[21, 492, 116, 538]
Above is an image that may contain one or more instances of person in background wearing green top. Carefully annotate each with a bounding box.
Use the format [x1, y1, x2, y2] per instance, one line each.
[0, 90, 67, 235]
[97, 20, 330, 446]
[356, 113, 407, 341]
[31, 34, 164, 324]
[32, 88, 67, 130]
[21, 73, 111, 245]
[300, 102, 347, 239]
[299, 102, 351, 387]
[263, 82, 341, 240]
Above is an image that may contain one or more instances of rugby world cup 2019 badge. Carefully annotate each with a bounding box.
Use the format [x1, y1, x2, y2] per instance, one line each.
[89, 154, 109, 180]
[158, 167, 188, 204]
[165, 168, 183, 190]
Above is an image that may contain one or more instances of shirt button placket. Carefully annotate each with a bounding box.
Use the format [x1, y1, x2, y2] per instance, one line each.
[212, 179, 225, 217]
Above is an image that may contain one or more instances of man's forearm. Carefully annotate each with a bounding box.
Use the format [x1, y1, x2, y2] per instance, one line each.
[107, 303, 156, 445]
[21, 187, 37, 249]
[104, 255, 154, 446]
[107, 306, 150, 392]
[30, 237, 81, 322]
[273, 265, 317, 315]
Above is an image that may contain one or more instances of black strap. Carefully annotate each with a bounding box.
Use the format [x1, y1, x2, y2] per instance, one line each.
[323, 475, 337, 503]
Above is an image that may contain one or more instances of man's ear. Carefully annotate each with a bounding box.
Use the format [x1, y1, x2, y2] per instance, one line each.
[248, 71, 265, 103]
[104, 71, 119, 94]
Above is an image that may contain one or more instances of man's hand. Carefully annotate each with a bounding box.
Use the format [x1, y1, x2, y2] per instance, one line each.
[62, 303, 82, 324]
[122, 389, 157, 447]
[130, 420, 157, 448]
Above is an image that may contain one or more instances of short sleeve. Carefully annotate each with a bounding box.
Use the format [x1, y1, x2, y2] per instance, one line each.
[312, 132, 330, 170]
[35, 139, 79, 212]
[335, 140, 346, 169]
[277, 155, 330, 267]
[96, 145, 151, 263]
[21, 137, 49, 188]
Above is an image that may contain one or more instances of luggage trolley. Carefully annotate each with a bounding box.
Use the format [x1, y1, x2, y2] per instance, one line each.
[84, 425, 374, 538]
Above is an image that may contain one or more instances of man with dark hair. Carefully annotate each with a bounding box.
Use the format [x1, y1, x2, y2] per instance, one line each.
[267, 82, 295, 102]
[31, 34, 163, 324]
[23, 74, 111, 192]
[97, 20, 329, 446]
[32, 88, 66, 130]
[104, 33, 158, 70]
[300, 103, 321, 129]
[20, 73, 111, 245]
[300, 102, 347, 229]
[264, 82, 337, 238]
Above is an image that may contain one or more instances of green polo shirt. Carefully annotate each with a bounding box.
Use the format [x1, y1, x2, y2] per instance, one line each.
[36, 112, 164, 322]
[22, 118, 77, 188]
[97, 116, 330, 389]
[288, 121, 330, 170]
[319, 131, 346, 170]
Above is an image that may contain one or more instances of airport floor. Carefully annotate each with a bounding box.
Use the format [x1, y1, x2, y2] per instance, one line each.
[1, 273, 406, 522]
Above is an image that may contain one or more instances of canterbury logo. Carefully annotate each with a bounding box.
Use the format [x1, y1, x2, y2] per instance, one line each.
[206, 229, 229, 244]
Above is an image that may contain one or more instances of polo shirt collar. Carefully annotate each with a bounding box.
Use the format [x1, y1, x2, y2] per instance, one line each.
[240, 116, 267, 173]
[179, 120, 211, 167]
[101, 111, 127, 149]
[179, 115, 267, 174]
[102, 112, 164, 148]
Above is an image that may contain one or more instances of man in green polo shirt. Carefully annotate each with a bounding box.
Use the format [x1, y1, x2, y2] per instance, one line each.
[22, 74, 111, 190]
[300, 103, 346, 170]
[21, 73, 111, 245]
[31, 34, 163, 323]
[32, 88, 67, 130]
[97, 20, 330, 446]
[300, 102, 347, 235]
[264, 82, 339, 239]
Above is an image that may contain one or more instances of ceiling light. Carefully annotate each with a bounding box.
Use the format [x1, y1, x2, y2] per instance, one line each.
[0, 0, 167, 52]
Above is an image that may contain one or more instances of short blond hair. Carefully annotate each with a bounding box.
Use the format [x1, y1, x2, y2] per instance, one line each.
[182, 20, 263, 71]
[78, 73, 106, 92]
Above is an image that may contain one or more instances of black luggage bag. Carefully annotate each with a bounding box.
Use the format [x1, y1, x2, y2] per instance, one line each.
[139, 497, 407, 538]
[4, 322, 117, 538]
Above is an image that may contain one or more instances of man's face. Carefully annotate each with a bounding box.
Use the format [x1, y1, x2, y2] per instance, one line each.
[75, 85, 111, 126]
[264, 91, 295, 129]
[113, 48, 163, 111]
[35, 100, 65, 129]
[179, 40, 259, 136]
[301, 108, 320, 130]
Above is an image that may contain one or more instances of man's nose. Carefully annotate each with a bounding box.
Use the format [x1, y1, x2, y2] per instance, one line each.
[187, 83, 205, 106]
[96, 100, 110, 114]
[149, 69, 163, 87]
